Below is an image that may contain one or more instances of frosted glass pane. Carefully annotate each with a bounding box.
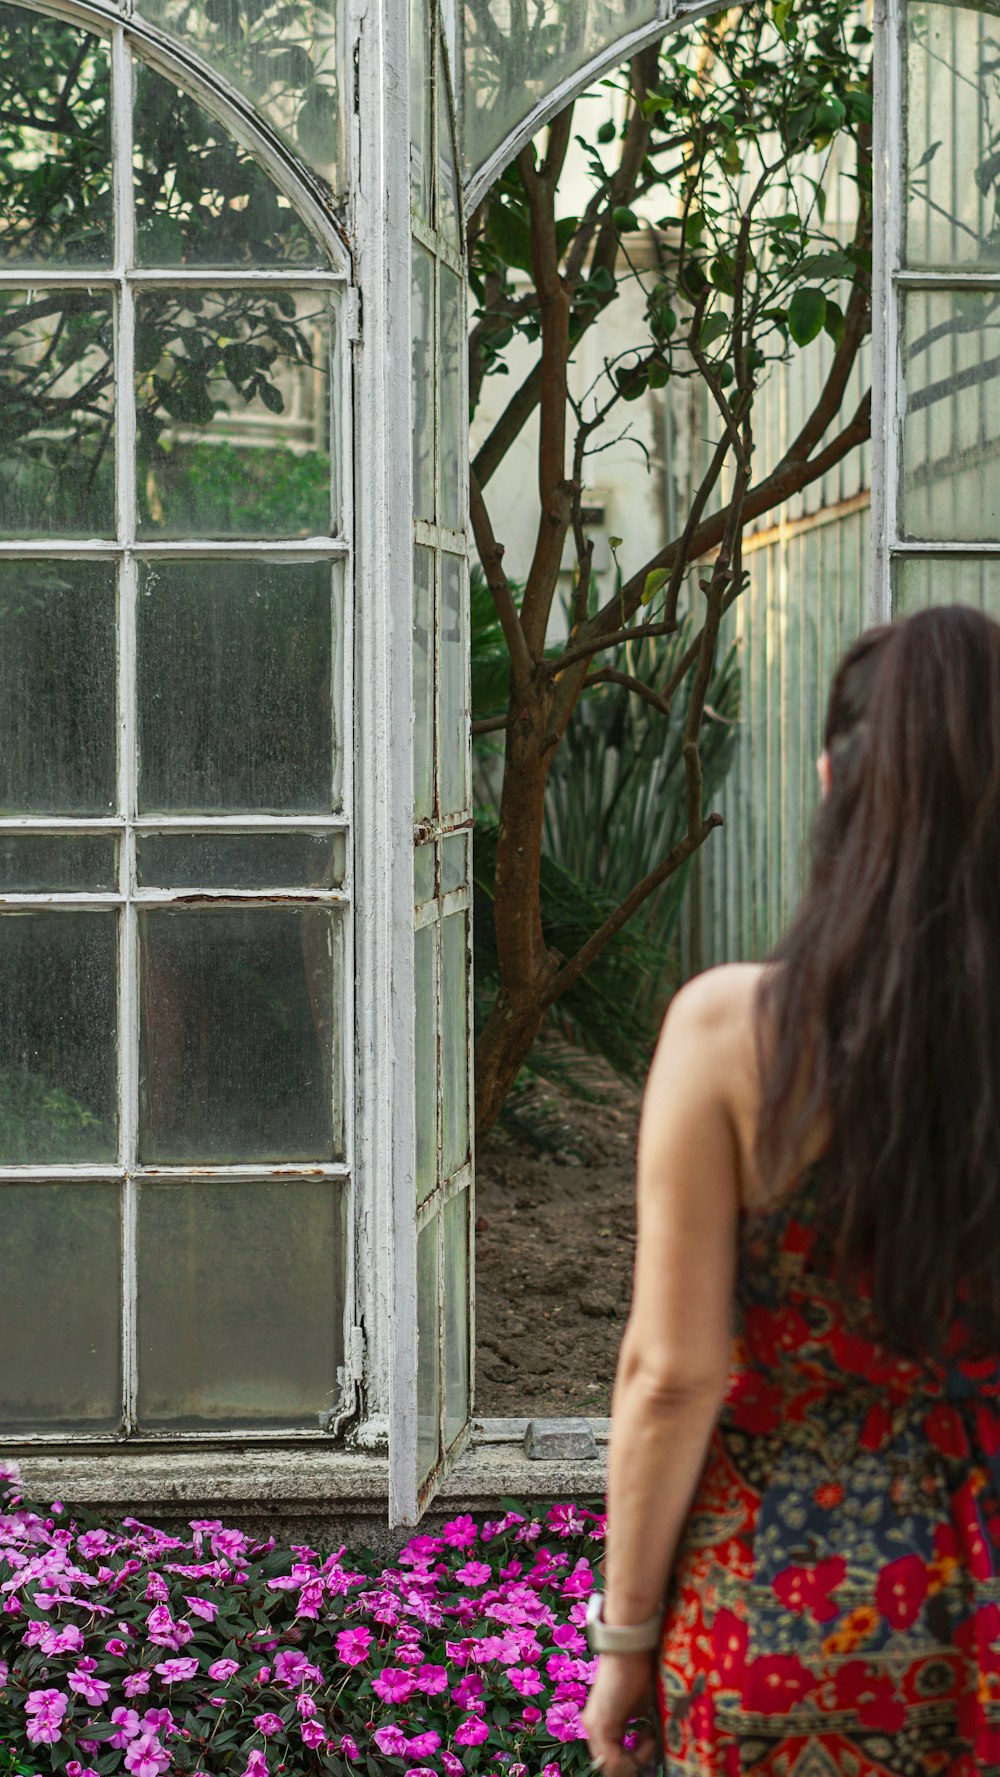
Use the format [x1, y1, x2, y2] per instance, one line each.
[0, 5, 111, 267]
[412, 240, 436, 522]
[894, 554, 1000, 615]
[439, 264, 464, 529]
[0, 291, 114, 537]
[905, 4, 1000, 268]
[415, 920, 438, 1205]
[0, 834, 118, 892]
[135, 0, 344, 192]
[443, 1187, 469, 1449]
[414, 544, 435, 819]
[0, 560, 116, 814]
[410, 0, 432, 216]
[439, 553, 469, 815]
[137, 1180, 345, 1428]
[440, 831, 467, 894]
[441, 909, 469, 1178]
[0, 912, 117, 1163]
[414, 841, 435, 905]
[463, 0, 658, 181]
[137, 830, 345, 889]
[0, 1184, 120, 1431]
[436, 37, 460, 244]
[135, 290, 333, 538]
[137, 560, 338, 813]
[417, 1216, 440, 1485]
[901, 289, 1000, 539]
[138, 907, 342, 1162]
[134, 63, 327, 268]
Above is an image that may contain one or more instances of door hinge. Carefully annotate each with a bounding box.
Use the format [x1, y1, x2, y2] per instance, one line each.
[346, 287, 362, 343]
[348, 1323, 365, 1381]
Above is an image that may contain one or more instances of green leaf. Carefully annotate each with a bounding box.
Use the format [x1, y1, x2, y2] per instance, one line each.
[787, 286, 827, 346]
[641, 567, 670, 607]
[698, 312, 729, 349]
[596, 119, 616, 143]
[612, 205, 640, 233]
[823, 297, 846, 348]
[709, 252, 736, 295]
[488, 202, 533, 273]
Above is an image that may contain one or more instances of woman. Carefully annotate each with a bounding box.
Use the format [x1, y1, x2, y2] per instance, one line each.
[582, 605, 1000, 1776]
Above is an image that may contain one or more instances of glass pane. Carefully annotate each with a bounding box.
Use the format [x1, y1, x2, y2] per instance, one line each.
[0, 834, 118, 892]
[134, 62, 328, 269]
[137, 559, 338, 813]
[135, 0, 344, 192]
[443, 1186, 469, 1449]
[410, 0, 432, 217]
[441, 908, 469, 1178]
[412, 240, 436, 522]
[414, 841, 435, 905]
[436, 36, 460, 244]
[439, 263, 464, 529]
[463, 0, 658, 182]
[135, 289, 333, 538]
[138, 906, 343, 1163]
[417, 1216, 440, 1485]
[0, 6, 111, 267]
[137, 1180, 345, 1428]
[137, 830, 346, 889]
[0, 290, 115, 537]
[905, 3, 1000, 269]
[0, 1184, 120, 1431]
[0, 559, 117, 814]
[439, 831, 467, 894]
[894, 553, 1000, 615]
[0, 912, 117, 1162]
[414, 544, 435, 819]
[439, 553, 469, 815]
[415, 920, 438, 1205]
[901, 288, 1000, 539]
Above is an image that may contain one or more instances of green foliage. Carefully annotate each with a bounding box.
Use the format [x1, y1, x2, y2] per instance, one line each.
[0, 1068, 110, 1163]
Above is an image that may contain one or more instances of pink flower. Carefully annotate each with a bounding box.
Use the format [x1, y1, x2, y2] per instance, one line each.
[296, 1690, 317, 1717]
[68, 1670, 111, 1706]
[373, 1666, 417, 1704]
[154, 1657, 200, 1683]
[374, 1724, 408, 1757]
[336, 1625, 372, 1666]
[454, 1716, 490, 1746]
[546, 1503, 589, 1536]
[105, 1637, 129, 1657]
[110, 1707, 142, 1747]
[546, 1700, 587, 1741]
[301, 1720, 325, 1748]
[442, 1755, 465, 1777]
[551, 1621, 587, 1653]
[67, 1765, 100, 1777]
[208, 1658, 240, 1681]
[124, 1733, 170, 1777]
[405, 1729, 441, 1758]
[140, 1708, 175, 1737]
[521, 1705, 543, 1725]
[254, 1713, 283, 1737]
[455, 1560, 492, 1588]
[240, 1754, 269, 1777]
[24, 1688, 68, 1746]
[184, 1595, 218, 1622]
[441, 1514, 478, 1548]
[507, 1665, 544, 1696]
[273, 1648, 321, 1686]
[123, 1670, 152, 1697]
[415, 1661, 449, 1694]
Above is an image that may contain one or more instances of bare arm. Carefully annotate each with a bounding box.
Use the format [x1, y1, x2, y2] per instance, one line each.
[583, 969, 743, 1775]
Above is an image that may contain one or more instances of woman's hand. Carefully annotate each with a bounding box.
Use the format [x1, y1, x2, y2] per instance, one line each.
[581, 1649, 661, 1777]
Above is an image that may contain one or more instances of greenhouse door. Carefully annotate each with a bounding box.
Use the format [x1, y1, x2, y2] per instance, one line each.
[873, 0, 1000, 624]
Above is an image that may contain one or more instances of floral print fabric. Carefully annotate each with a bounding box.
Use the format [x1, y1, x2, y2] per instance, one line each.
[657, 1158, 1000, 1774]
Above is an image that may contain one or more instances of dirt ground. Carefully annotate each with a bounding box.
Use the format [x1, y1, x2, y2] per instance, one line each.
[473, 1037, 645, 1417]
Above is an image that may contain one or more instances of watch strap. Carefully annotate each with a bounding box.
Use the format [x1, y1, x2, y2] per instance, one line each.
[585, 1589, 663, 1654]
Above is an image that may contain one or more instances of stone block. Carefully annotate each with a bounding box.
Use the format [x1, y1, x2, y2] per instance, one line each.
[523, 1417, 600, 1461]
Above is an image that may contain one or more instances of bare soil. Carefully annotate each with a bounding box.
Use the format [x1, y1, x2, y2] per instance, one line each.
[473, 1037, 645, 1417]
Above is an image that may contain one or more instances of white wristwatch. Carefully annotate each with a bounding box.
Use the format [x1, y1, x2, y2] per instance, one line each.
[585, 1589, 663, 1654]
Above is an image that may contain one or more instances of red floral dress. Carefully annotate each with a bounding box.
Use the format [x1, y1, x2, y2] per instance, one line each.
[657, 1156, 1000, 1775]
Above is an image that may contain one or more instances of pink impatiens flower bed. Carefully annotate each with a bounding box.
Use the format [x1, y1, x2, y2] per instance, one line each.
[0, 1462, 617, 1776]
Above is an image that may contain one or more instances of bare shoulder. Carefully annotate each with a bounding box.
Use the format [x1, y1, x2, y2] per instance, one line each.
[660, 961, 768, 1047]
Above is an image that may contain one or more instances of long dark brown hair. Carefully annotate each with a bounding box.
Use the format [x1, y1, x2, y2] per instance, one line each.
[754, 604, 1000, 1358]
